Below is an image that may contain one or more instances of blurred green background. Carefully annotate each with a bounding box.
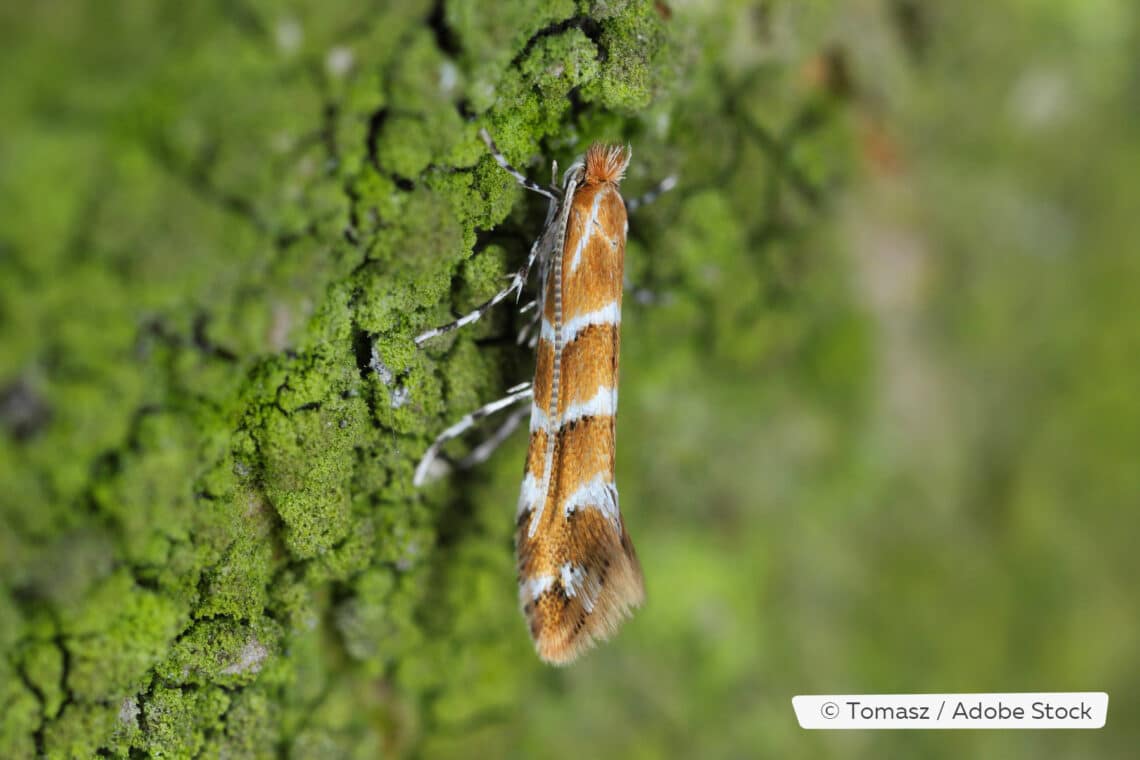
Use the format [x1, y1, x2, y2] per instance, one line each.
[1, 1, 1137, 758]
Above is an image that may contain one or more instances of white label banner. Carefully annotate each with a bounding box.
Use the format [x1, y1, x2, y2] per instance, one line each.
[793, 692, 1108, 729]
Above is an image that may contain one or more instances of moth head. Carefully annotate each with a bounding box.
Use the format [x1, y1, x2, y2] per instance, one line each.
[583, 143, 631, 185]
[561, 143, 631, 190]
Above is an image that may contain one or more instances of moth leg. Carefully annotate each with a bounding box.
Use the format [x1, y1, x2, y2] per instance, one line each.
[415, 212, 557, 346]
[455, 403, 530, 471]
[414, 270, 528, 346]
[413, 383, 533, 486]
[514, 298, 543, 347]
[625, 174, 678, 214]
[479, 128, 562, 201]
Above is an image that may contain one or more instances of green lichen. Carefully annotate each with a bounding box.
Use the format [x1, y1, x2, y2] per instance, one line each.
[64, 570, 187, 702]
[198, 685, 278, 760]
[446, 0, 579, 113]
[521, 29, 602, 98]
[19, 640, 64, 720]
[42, 700, 124, 759]
[156, 618, 281, 688]
[581, 1, 671, 110]
[140, 685, 230, 758]
[0, 680, 38, 760]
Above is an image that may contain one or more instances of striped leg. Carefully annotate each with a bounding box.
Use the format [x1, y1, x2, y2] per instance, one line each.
[515, 298, 543, 348]
[414, 271, 528, 346]
[413, 383, 533, 486]
[478, 128, 562, 202]
[455, 403, 531, 470]
[413, 221, 555, 346]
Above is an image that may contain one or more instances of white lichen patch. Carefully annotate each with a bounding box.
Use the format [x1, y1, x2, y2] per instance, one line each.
[370, 345, 394, 385]
[220, 638, 269, 676]
[370, 344, 410, 408]
[118, 696, 140, 728]
[389, 385, 411, 409]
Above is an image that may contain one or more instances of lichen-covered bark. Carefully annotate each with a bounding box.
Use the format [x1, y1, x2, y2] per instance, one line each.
[5, 1, 1138, 758]
[1, 2, 809, 756]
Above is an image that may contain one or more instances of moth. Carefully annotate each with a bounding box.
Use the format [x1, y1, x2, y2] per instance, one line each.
[415, 130, 673, 664]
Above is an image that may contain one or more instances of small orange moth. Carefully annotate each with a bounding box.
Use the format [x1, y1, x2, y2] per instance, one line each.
[415, 130, 674, 664]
